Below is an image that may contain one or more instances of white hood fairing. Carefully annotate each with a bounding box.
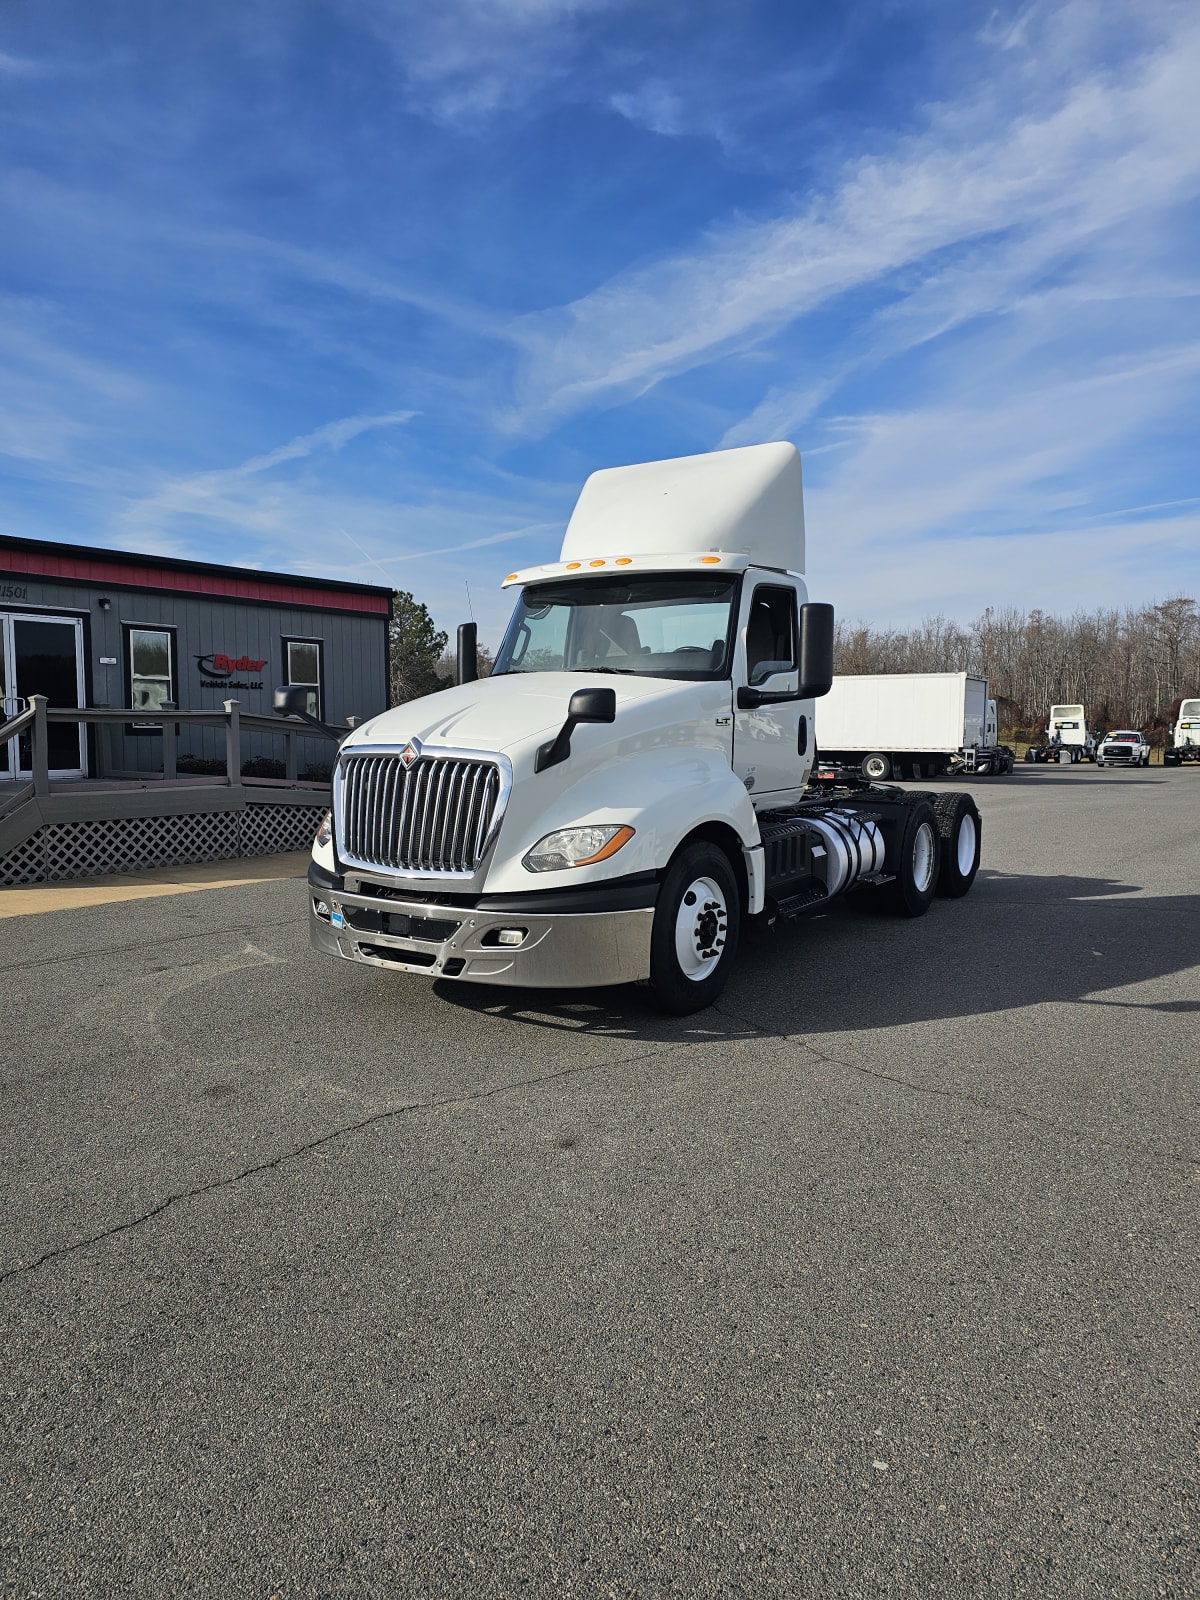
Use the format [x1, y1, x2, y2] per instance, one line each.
[333, 672, 758, 895]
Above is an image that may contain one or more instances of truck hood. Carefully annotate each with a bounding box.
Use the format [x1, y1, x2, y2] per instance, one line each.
[344, 671, 723, 759]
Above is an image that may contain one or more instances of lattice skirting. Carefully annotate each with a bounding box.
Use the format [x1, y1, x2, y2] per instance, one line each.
[0, 804, 326, 886]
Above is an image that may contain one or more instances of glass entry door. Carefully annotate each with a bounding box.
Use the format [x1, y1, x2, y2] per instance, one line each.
[1, 613, 87, 779]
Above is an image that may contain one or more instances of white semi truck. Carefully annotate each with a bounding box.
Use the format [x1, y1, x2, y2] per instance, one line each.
[815, 672, 1013, 780]
[1164, 699, 1200, 766]
[294, 443, 982, 1014]
[1024, 705, 1097, 764]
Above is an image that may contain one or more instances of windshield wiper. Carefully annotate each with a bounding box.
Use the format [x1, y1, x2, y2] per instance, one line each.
[575, 666, 639, 675]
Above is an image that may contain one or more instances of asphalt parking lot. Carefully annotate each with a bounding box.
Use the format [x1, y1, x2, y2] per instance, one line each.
[2, 766, 1197, 1599]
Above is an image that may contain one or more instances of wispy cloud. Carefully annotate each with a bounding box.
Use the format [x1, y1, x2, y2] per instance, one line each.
[342, 0, 632, 122]
[610, 81, 685, 138]
[119, 412, 417, 534]
[234, 411, 416, 476]
[508, 5, 1200, 430]
[0, 50, 43, 76]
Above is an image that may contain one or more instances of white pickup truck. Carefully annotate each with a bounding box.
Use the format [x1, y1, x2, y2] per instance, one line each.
[299, 443, 982, 1013]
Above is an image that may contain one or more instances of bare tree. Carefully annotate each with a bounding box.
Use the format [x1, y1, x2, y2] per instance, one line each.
[832, 596, 1199, 738]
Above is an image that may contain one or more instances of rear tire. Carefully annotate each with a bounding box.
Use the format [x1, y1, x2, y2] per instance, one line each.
[933, 793, 981, 898]
[884, 799, 940, 918]
[649, 842, 740, 1015]
[862, 752, 891, 781]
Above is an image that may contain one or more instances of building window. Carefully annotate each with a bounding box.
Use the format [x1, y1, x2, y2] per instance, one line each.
[284, 638, 322, 718]
[127, 626, 174, 722]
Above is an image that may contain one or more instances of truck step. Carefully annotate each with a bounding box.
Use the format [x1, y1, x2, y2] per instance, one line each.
[774, 884, 830, 920]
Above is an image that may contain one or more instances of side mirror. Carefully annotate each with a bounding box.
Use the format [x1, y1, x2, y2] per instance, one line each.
[273, 684, 348, 745]
[535, 686, 616, 773]
[797, 602, 834, 699]
[274, 684, 313, 717]
[456, 622, 478, 686]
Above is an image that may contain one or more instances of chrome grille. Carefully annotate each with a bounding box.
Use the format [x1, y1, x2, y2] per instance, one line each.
[337, 753, 503, 874]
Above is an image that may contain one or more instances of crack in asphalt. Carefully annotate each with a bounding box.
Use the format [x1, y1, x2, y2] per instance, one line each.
[710, 1000, 1197, 1171]
[0, 921, 271, 975]
[0, 1042, 678, 1287]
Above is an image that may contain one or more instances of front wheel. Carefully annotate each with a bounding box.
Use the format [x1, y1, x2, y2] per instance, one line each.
[649, 842, 741, 1014]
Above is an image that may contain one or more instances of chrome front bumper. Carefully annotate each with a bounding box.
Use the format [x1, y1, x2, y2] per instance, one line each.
[309, 880, 654, 989]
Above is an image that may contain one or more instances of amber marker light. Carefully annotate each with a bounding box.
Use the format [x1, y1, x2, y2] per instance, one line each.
[504, 573, 518, 582]
[589, 559, 605, 567]
[615, 557, 632, 566]
[573, 825, 635, 865]
[566, 561, 582, 570]
[700, 555, 722, 564]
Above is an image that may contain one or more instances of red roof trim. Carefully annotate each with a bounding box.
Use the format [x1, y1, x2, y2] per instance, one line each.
[1, 547, 390, 615]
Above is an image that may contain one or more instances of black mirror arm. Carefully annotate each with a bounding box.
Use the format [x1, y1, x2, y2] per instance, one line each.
[279, 706, 354, 744]
[535, 722, 576, 773]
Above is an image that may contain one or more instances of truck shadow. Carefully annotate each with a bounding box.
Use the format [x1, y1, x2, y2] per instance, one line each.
[1008, 770, 1170, 785]
[435, 870, 1199, 1040]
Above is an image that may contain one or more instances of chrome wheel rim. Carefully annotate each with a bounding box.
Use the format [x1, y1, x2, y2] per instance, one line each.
[912, 821, 936, 894]
[956, 812, 977, 876]
[674, 875, 728, 981]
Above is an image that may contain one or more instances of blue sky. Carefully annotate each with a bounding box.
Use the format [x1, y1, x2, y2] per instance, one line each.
[1, 0, 1198, 643]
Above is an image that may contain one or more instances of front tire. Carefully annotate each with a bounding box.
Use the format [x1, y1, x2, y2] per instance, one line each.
[885, 799, 941, 918]
[933, 793, 981, 898]
[649, 842, 741, 1015]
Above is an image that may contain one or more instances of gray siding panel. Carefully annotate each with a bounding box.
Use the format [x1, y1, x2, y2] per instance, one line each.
[0, 574, 387, 778]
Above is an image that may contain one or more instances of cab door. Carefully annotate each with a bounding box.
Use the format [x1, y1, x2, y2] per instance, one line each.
[732, 579, 808, 804]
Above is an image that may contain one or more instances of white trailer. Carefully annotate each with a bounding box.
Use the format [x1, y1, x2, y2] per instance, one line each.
[292, 443, 983, 1015]
[815, 672, 1013, 781]
[1164, 699, 1200, 766]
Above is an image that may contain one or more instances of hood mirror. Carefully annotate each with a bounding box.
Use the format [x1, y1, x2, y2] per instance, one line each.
[536, 686, 616, 773]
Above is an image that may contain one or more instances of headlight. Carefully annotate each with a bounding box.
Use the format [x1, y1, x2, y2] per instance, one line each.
[314, 810, 333, 849]
[522, 824, 634, 873]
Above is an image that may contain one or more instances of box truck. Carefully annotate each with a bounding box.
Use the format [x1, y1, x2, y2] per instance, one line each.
[293, 443, 982, 1014]
[1163, 699, 1200, 765]
[1024, 705, 1097, 764]
[814, 672, 1013, 781]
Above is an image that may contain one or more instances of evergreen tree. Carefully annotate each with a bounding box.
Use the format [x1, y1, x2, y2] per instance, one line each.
[389, 590, 449, 706]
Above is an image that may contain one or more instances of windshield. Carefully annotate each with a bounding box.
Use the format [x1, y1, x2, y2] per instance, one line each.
[493, 573, 740, 681]
[1181, 701, 1200, 718]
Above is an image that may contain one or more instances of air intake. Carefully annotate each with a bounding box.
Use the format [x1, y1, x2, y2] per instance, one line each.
[336, 752, 503, 875]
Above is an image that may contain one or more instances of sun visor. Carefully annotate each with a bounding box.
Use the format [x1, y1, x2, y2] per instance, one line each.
[559, 441, 805, 574]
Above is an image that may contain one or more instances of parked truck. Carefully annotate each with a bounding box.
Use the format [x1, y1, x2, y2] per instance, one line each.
[815, 672, 1014, 780]
[1023, 705, 1097, 764]
[295, 443, 982, 1014]
[1163, 699, 1200, 766]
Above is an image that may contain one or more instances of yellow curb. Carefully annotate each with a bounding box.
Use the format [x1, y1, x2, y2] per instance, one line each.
[0, 851, 312, 918]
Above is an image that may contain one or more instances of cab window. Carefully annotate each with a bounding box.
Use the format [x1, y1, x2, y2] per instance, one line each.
[745, 586, 797, 686]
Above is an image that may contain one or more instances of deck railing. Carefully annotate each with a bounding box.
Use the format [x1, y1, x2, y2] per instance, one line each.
[0, 696, 353, 798]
